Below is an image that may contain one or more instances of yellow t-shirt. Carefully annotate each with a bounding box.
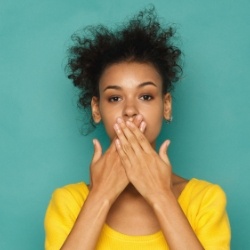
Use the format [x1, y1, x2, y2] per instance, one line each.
[44, 178, 230, 249]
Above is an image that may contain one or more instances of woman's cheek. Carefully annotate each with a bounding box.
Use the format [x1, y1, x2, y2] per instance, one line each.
[107, 130, 116, 140]
[102, 119, 117, 140]
[144, 119, 163, 143]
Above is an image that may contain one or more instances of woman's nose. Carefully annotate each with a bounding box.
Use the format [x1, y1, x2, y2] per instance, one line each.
[122, 101, 138, 120]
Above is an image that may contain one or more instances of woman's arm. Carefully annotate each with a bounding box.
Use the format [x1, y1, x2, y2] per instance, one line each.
[114, 119, 204, 249]
[46, 116, 145, 250]
[150, 190, 204, 250]
[60, 189, 111, 250]
[60, 139, 128, 250]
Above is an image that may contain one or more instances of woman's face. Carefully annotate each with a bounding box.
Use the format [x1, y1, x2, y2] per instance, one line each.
[91, 61, 171, 146]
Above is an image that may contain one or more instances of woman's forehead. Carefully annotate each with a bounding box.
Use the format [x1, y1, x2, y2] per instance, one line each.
[99, 61, 163, 90]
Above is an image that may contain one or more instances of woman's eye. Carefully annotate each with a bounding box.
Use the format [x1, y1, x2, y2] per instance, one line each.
[140, 95, 153, 101]
[109, 96, 121, 102]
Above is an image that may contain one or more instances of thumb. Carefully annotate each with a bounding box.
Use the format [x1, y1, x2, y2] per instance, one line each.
[92, 139, 102, 164]
[159, 140, 171, 164]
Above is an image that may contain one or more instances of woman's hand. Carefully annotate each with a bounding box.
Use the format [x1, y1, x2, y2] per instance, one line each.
[113, 118, 205, 250]
[89, 115, 145, 203]
[89, 138, 128, 203]
[113, 117, 173, 204]
[61, 116, 145, 250]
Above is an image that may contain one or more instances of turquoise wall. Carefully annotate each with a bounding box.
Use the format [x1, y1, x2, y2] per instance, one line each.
[1, 1, 249, 249]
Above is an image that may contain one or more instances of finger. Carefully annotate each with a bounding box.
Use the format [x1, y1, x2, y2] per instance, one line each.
[114, 121, 135, 155]
[159, 140, 171, 164]
[115, 118, 145, 154]
[115, 138, 133, 172]
[91, 139, 102, 164]
[114, 120, 141, 167]
[124, 120, 152, 153]
[139, 120, 147, 133]
[133, 114, 144, 132]
[108, 137, 119, 153]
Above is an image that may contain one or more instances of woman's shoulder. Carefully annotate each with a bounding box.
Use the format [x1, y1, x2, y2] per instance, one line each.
[61, 181, 90, 194]
[184, 178, 225, 194]
[179, 177, 227, 207]
[50, 182, 90, 208]
[45, 182, 90, 232]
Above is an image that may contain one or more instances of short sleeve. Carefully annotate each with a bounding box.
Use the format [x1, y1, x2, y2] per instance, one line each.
[44, 183, 89, 250]
[195, 185, 231, 250]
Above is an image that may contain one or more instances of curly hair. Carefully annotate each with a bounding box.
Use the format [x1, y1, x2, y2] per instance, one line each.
[66, 6, 182, 134]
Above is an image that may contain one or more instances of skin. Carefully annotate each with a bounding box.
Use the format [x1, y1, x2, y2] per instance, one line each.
[92, 61, 170, 146]
[61, 61, 204, 250]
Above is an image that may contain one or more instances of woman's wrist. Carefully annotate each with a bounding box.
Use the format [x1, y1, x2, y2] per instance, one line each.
[146, 186, 176, 209]
[88, 186, 119, 207]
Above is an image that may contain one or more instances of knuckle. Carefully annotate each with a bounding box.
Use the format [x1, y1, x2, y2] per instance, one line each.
[121, 154, 128, 163]
[130, 123, 137, 131]
[125, 130, 137, 143]
[122, 142, 131, 154]
[137, 133, 146, 143]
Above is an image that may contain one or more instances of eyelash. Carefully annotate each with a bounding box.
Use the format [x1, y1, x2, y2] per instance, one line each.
[140, 95, 153, 101]
[108, 95, 153, 102]
[108, 96, 121, 102]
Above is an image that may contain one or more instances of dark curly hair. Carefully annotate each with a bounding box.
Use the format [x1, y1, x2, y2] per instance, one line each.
[66, 6, 182, 134]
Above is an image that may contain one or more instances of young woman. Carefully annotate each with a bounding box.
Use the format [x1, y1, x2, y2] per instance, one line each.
[44, 7, 230, 250]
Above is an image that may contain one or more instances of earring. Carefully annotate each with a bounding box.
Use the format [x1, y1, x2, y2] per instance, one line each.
[165, 116, 173, 124]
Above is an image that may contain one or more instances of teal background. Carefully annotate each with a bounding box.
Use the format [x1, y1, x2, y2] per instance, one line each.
[1, 0, 249, 249]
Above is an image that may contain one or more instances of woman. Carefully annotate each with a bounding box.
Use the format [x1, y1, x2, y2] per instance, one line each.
[44, 7, 230, 250]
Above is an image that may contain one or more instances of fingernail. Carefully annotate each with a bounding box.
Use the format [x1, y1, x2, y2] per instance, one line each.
[140, 121, 146, 132]
[114, 123, 120, 131]
[136, 114, 142, 121]
[115, 139, 121, 148]
[126, 120, 134, 127]
[117, 117, 123, 124]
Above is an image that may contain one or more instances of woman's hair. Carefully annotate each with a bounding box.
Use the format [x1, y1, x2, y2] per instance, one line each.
[66, 6, 182, 134]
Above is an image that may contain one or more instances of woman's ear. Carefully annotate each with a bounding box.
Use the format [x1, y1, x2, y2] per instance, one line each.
[91, 96, 101, 123]
[163, 93, 172, 120]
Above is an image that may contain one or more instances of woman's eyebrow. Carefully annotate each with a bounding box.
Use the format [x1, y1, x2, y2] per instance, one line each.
[103, 85, 122, 92]
[138, 81, 157, 88]
[103, 81, 157, 92]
